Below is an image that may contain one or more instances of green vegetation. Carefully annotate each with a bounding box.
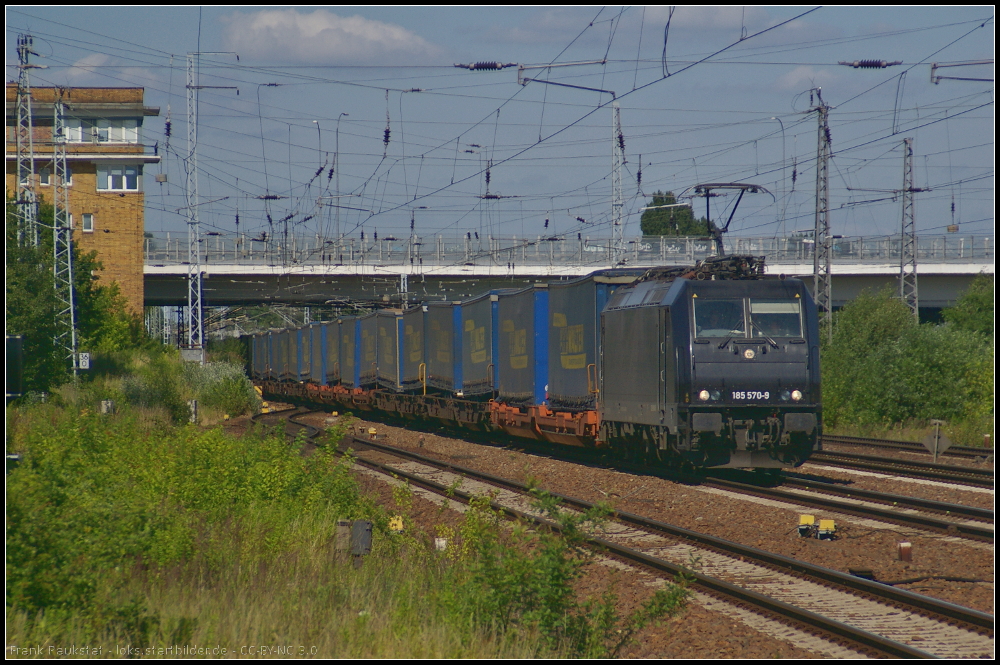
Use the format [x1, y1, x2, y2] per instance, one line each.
[6, 196, 147, 395]
[639, 191, 710, 236]
[433, 492, 689, 658]
[7, 352, 688, 658]
[821, 276, 994, 446]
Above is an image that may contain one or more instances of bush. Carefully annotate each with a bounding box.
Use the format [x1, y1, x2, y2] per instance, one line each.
[6, 404, 370, 627]
[8, 398, 675, 658]
[120, 352, 189, 422]
[66, 348, 259, 423]
[441, 491, 689, 657]
[183, 361, 260, 416]
[822, 286, 993, 442]
[942, 273, 993, 338]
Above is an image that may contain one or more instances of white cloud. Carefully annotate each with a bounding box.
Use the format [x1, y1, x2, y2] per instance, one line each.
[774, 65, 842, 92]
[65, 53, 112, 80]
[645, 6, 771, 32]
[220, 9, 443, 64]
[482, 7, 605, 45]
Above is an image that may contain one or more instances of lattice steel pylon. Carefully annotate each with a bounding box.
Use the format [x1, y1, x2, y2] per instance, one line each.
[52, 92, 79, 374]
[185, 53, 204, 351]
[900, 137, 919, 320]
[15, 34, 40, 246]
[811, 91, 832, 333]
[611, 101, 624, 265]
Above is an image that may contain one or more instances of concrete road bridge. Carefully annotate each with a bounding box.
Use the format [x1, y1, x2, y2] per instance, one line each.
[144, 232, 993, 314]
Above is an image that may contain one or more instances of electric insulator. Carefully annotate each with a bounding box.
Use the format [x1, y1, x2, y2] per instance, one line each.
[839, 59, 902, 69]
[475, 62, 501, 70]
[383, 127, 391, 146]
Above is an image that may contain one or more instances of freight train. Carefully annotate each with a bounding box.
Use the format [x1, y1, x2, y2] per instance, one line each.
[247, 255, 821, 469]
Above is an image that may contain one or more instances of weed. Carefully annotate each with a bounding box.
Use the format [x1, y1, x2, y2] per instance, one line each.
[392, 479, 414, 512]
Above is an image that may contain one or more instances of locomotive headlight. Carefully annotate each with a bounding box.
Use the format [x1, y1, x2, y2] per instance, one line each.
[698, 390, 711, 401]
[780, 389, 791, 401]
[791, 389, 803, 401]
[710, 390, 722, 401]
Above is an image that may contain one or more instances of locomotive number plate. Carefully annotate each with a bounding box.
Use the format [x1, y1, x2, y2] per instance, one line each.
[731, 391, 769, 400]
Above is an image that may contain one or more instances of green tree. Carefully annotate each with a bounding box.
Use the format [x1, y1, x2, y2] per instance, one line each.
[639, 191, 710, 236]
[6, 203, 62, 393]
[821, 286, 991, 429]
[6, 195, 148, 393]
[942, 273, 993, 339]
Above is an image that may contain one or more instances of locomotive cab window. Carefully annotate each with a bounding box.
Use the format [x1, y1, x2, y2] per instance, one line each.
[693, 299, 746, 338]
[749, 300, 802, 338]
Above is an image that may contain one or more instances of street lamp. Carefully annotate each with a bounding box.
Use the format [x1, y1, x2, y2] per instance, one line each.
[335, 112, 348, 240]
[771, 116, 786, 237]
[312, 120, 322, 167]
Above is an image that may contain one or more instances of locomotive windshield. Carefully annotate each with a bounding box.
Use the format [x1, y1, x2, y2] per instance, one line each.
[693, 299, 746, 337]
[694, 298, 803, 338]
[749, 300, 802, 338]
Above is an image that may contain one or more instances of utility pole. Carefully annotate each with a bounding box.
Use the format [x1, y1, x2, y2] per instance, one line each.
[185, 53, 204, 354]
[15, 34, 41, 247]
[184, 51, 238, 356]
[811, 89, 833, 335]
[52, 91, 79, 375]
[843, 137, 927, 321]
[900, 137, 920, 320]
[612, 101, 624, 265]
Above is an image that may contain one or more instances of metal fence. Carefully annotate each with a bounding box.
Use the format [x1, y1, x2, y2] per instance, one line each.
[144, 233, 994, 268]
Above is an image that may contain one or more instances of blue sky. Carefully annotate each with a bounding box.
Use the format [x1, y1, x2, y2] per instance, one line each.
[6, 6, 995, 242]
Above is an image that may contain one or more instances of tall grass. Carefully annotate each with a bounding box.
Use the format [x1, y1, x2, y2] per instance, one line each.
[51, 347, 260, 424]
[7, 394, 688, 658]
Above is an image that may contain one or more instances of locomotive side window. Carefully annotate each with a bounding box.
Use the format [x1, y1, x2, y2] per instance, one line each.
[749, 300, 802, 338]
[694, 299, 746, 337]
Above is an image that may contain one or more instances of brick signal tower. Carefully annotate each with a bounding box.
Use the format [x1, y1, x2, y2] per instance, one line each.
[6, 85, 160, 313]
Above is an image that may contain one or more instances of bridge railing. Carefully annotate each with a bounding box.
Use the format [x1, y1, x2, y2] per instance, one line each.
[143, 233, 994, 267]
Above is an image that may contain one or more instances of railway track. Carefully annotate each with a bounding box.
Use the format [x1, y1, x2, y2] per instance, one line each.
[254, 408, 994, 657]
[702, 472, 993, 542]
[251, 406, 322, 443]
[461, 437, 994, 542]
[262, 403, 993, 542]
[327, 431, 993, 659]
[809, 450, 995, 488]
[822, 434, 994, 461]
